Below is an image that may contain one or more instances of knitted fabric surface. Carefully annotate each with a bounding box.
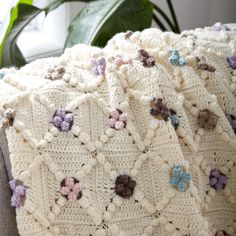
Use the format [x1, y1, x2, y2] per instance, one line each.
[0, 23, 236, 236]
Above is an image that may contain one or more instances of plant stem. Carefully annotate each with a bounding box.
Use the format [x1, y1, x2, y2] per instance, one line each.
[152, 13, 167, 31]
[152, 2, 176, 32]
[166, 0, 180, 33]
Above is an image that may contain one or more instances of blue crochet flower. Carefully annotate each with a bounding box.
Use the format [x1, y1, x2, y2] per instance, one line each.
[170, 114, 180, 130]
[169, 49, 186, 66]
[170, 165, 191, 192]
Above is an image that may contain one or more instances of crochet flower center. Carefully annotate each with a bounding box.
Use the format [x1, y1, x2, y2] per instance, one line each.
[91, 57, 106, 75]
[198, 109, 218, 129]
[170, 165, 191, 192]
[225, 113, 236, 134]
[226, 56, 236, 70]
[9, 179, 27, 209]
[169, 49, 186, 66]
[215, 230, 231, 236]
[0, 108, 15, 129]
[45, 65, 65, 80]
[114, 175, 136, 199]
[138, 49, 156, 68]
[53, 108, 74, 132]
[209, 169, 228, 191]
[60, 177, 82, 202]
[150, 98, 170, 121]
[107, 109, 128, 130]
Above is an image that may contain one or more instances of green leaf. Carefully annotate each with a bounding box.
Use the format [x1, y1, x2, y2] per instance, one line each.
[46, 0, 96, 13]
[65, 0, 153, 48]
[0, 0, 33, 67]
[1, 4, 42, 68]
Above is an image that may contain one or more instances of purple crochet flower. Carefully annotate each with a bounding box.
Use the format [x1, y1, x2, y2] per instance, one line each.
[215, 230, 231, 236]
[9, 179, 27, 209]
[107, 109, 128, 130]
[91, 57, 106, 75]
[212, 22, 231, 31]
[225, 113, 236, 134]
[226, 56, 236, 69]
[52, 108, 74, 132]
[209, 169, 228, 191]
[60, 177, 82, 202]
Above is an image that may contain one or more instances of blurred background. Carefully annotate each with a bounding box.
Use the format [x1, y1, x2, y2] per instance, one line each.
[0, 0, 236, 63]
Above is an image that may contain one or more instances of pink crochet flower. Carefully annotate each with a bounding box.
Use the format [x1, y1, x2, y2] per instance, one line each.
[107, 109, 128, 130]
[60, 177, 82, 202]
[114, 55, 132, 68]
[110, 109, 120, 120]
[107, 117, 117, 128]
[115, 121, 125, 130]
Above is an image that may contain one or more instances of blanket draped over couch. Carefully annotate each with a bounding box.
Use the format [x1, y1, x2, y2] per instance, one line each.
[0, 24, 236, 236]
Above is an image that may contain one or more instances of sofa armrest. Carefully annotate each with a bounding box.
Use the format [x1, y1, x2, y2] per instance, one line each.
[0, 130, 19, 236]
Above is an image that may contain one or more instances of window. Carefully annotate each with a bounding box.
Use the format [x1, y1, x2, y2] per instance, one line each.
[0, 0, 70, 62]
[17, 0, 70, 62]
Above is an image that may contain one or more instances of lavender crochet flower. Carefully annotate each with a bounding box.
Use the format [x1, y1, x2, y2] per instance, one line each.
[52, 108, 74, 132]
[209, 169, 228, 191]
[107, 109, 128, 130]
[226, 56, 236, 69]
[91, 57, 106, 75]
[212, 22, 231, 31]
[60, 177, 82, 202]
[9, 179, 27, 209]
[225, 113, 236, 134]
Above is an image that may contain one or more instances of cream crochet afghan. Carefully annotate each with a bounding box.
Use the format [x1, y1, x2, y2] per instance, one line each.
[0, 24, 236, 236]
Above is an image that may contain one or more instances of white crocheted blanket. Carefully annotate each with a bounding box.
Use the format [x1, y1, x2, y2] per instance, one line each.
[0, 23, 236, 236]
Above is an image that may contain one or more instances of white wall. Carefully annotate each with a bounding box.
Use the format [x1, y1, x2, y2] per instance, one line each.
[69, 0, 236, 31]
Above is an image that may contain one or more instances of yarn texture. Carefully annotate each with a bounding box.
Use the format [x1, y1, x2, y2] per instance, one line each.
[0, 24, 236, 236]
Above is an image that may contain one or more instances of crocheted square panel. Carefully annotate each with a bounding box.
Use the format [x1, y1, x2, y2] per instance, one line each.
[0, 24, 236, 236]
